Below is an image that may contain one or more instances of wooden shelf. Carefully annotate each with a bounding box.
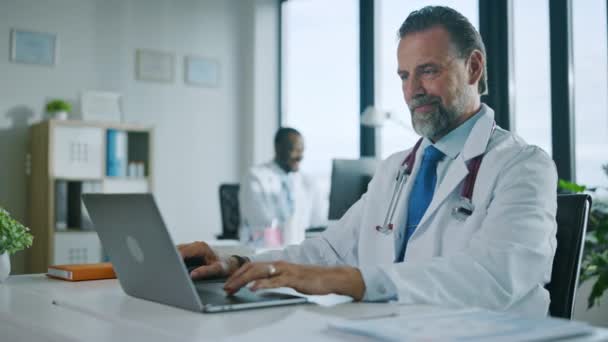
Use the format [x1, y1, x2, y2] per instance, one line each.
[56, 229, 97, 234]
[26, 120, 154, 273]
[54, 177, 104, 182]
[103, 176, 148, 181]
[47, 118, 153, 132]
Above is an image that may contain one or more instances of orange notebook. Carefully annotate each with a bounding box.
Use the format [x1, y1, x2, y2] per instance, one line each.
[47, 262, 116, 281]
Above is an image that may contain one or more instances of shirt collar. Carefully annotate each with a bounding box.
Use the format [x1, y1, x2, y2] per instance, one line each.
[428, 104, 487, 160]
[270, 160, 295, 178]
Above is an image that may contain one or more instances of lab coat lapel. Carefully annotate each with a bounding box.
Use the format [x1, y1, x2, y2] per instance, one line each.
[419, 156, 469, 227]
[392, 140, 428, 257]
[414, 108, 496, 231]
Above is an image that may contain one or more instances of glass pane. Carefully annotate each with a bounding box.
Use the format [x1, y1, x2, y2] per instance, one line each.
[512, 0, 552, 155]
[281, 0, 360, 195]
[375, 1, 479, 158]
[573, 0, 608, 187]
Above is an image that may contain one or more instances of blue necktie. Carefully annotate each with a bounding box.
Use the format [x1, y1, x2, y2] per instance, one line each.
[278, 177, 294, 223]
[397, 145, 444, 262]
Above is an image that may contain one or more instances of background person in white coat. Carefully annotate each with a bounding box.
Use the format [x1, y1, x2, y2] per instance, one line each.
[239, 127, 327, 246]
[179, 6, 557, 316]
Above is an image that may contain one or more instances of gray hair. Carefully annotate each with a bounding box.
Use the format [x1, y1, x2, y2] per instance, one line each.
[398, 6, 488, 95]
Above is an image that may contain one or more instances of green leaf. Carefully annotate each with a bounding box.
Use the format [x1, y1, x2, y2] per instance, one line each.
[558, 179, 586, 193]
[0, 207, 33, 255]
[576, 163, 608, 309]
[588, 271, 608, 309]
[45, 99, 72, 113]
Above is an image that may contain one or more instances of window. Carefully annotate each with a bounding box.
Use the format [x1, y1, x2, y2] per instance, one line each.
[281, 0, 359, 195]
[375, 0, 479, 158]
[572, 0, 608, 186]
[512, 0, 553, 156]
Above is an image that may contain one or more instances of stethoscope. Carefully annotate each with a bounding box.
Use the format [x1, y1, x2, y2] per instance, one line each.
[376, 123, 495, 235]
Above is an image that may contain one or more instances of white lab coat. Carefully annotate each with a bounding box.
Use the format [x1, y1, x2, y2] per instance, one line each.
[253, 107, 558, 317]
[240, 161, 328, 244]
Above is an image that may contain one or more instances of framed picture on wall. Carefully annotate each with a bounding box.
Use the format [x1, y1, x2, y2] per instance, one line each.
[81, 91, 123, 123]
[184, 56, 220, 87]
[10, 29, 57, 66]
[135, 49, 175, 83]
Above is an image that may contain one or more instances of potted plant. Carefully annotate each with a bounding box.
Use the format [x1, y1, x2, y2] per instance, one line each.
[559, 164, 608, 309]
[45, 99, 72, 120]
[0, 207, 34, 282]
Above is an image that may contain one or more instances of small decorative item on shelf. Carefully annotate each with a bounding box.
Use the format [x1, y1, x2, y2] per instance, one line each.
[45, 99, 72, 120]
[0, 207, 34, 282]
[128, 162, 137, 178]
[127, 161, 146, 178]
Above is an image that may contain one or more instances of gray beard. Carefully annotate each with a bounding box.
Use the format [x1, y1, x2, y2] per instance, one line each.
[411, 105, 457, 140]
[409, 96, 467, 141]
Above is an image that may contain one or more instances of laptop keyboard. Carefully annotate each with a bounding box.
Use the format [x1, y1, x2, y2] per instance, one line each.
[195, 282, 266, 305]
[194, 281, 300, 306]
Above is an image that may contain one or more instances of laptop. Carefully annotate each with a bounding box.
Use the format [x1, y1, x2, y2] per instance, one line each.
[82, 193, 307, 313]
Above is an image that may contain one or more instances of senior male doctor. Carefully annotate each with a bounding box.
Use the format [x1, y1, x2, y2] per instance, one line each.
[179, 6, 557, 316]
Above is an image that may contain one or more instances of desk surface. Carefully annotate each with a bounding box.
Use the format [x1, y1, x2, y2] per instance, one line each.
[3, 275, 403, 341]
[3, 275, 608, 341]
[0, 281, 180, 341]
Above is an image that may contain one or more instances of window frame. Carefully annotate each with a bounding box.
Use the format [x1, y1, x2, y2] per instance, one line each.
[279, 0, 591, 183]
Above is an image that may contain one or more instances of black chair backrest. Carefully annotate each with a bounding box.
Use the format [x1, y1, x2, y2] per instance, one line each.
[546, 194, 592, 319]
[217, 183, 240, 240]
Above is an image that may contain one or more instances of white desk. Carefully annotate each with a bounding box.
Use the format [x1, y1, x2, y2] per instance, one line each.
[0, 281, 181, 341]
[3, 274, 608, 341]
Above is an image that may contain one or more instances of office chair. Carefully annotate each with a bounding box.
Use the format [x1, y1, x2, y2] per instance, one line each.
[328, 158, 378, 220]
[217, 183, 240, 240]
[545, 194, 592, 319]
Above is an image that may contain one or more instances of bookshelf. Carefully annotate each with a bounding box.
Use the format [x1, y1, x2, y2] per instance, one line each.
[26, 119, 153, 273]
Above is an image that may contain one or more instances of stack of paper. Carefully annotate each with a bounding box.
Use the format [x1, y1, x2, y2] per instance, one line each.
[229, 308, 595, 342]
[329, 308, 594, 341]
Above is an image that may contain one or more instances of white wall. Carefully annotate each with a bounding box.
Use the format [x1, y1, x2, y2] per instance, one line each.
[0, 0, 279, 272]
[239, 0, 280, 179]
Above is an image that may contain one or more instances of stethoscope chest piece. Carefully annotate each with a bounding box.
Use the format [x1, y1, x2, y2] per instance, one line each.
[373, 121, 494, 234]
[375, 223, 394, 235]
[452, 196, 475, 221]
